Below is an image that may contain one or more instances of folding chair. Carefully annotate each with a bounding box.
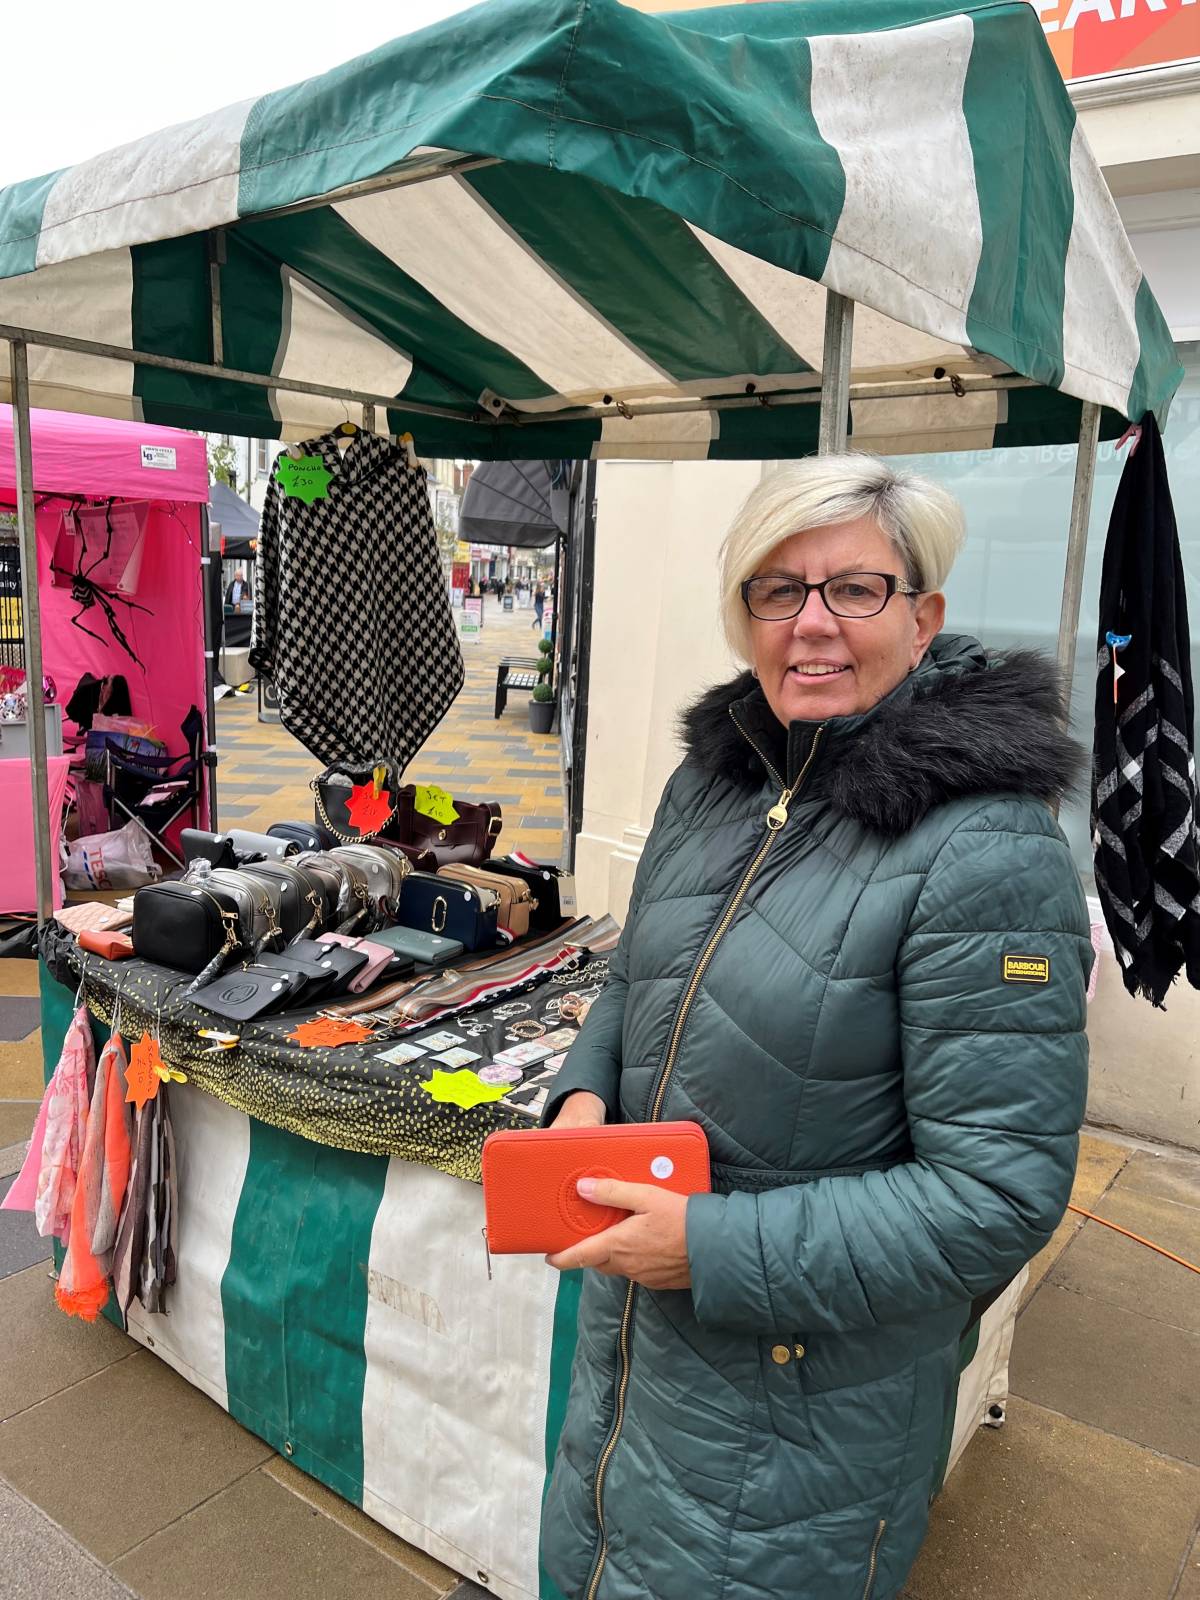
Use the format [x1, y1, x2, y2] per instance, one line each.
[101, 706, 211, 871]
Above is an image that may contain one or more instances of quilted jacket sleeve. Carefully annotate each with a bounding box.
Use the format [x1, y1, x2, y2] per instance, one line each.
[687, 807, 1092, 1335]
[248, 472, 281, 678]
[541, 771, 683, 1126]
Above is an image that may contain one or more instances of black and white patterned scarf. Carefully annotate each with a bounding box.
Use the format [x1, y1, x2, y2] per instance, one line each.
[1092, 415, 1200, 1007]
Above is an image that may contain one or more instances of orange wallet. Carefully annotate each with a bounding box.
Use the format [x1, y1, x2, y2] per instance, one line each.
[481, 1121, 711, 1255]
[77, 929, 135, 960]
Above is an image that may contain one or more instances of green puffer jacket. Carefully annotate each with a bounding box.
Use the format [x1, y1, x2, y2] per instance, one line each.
[541, 636, 1092, 1600]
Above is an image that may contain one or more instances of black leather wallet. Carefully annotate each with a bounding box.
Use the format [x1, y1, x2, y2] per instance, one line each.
[285, 939, 372, 994]
[191, 964, 310, 1021]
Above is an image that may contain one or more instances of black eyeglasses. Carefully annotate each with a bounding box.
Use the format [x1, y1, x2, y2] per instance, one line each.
[740, 572, 922, 621]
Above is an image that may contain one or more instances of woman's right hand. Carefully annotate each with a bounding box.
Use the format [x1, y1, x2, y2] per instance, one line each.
[550, 1091, 607, 1129]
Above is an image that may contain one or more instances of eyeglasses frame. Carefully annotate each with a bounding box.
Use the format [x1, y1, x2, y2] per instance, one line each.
[740, 571, 923, 621]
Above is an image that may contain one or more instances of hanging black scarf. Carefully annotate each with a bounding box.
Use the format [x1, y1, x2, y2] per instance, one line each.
[1092, 414, 1200, 1007]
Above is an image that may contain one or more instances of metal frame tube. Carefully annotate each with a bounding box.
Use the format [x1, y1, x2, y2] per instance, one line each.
[0, 321, 1037, 435]
[9, 340, 54, 924]
[818, 292, 855, 454]
[1056, 400, 1103, 693]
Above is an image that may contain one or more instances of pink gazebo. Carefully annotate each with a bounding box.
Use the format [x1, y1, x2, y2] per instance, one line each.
[0, 408, 211, 912]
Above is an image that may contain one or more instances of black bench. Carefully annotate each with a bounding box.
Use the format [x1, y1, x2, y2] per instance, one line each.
[495, 656, 542, 718]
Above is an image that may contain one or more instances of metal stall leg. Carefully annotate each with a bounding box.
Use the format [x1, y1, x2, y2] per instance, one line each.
[1056, 402, 1103, 687]
[818, 292, 855, 456]
[1051, 400, 1102, 817]
[9, 340, 54, 924]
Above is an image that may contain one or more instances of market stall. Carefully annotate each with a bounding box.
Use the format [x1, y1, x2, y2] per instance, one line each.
[0, 406, 211, 906]
[0, 2, 1187, 1597]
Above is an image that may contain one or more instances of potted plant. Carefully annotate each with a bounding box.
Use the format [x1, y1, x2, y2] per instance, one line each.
[529, 681, 556, 734]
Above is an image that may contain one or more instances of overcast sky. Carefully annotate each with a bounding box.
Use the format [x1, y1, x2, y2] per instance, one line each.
[0, 0, 479, 188]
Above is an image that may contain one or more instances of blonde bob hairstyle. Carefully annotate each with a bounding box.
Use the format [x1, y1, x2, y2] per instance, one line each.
[719, 454, 965, 665]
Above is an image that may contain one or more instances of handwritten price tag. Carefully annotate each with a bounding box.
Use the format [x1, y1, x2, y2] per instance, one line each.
[413, 785, 459, 826]
[276, 454, 333, 503]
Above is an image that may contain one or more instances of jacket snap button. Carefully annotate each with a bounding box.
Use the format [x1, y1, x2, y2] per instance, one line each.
[794, 1344, 806, 1361]
[771, 1344, 791, 1365]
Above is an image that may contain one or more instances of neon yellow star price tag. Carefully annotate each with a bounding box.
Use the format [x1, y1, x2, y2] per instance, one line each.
[413, 784, 460, 826]
[419, 1068, 511, 1109]
[276, 454, 332, 503]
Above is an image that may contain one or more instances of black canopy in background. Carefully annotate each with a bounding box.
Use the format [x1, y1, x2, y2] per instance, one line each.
[208, 479, 259, 560]
[459, 460, 569, 548]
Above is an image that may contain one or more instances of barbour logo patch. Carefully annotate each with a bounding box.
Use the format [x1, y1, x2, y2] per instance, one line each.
[1003, 954, 1050, 984]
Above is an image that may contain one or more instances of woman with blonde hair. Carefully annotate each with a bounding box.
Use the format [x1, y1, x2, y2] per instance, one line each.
[542, 453, 1091, 1599]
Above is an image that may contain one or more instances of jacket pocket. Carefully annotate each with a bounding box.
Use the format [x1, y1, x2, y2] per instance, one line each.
[759, 1335, 816, 1450]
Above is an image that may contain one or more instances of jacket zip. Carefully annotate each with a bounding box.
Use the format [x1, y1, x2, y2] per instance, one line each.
[863, 1518, 887, 1600]
[583, 722, 825, 1600]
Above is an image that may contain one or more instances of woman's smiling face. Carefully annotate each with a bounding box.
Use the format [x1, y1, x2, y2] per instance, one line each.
[748, 515, 945, 725]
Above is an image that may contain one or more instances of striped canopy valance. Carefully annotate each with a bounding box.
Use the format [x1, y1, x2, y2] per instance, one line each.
[0, 0, 1183, 459]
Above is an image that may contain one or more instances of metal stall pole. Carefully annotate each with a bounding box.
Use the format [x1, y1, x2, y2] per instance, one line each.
[1056, 401, 1103, 688]
[818, 292, 855, 455]
[9, 340, 54, 924]
[199, 504, 221, 830]
[1050, 400, 1103, 815]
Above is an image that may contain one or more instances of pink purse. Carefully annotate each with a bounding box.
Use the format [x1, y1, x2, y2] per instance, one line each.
[317, 932, 395, 993]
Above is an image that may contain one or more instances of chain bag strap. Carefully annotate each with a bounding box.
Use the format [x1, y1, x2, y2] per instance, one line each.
[311, 758, 402, 843]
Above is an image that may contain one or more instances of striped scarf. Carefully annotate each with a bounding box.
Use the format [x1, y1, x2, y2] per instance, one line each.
[1092, 416, 1200, 1007]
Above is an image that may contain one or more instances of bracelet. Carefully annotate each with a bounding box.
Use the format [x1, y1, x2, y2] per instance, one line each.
[509, 1019, 546, 1040]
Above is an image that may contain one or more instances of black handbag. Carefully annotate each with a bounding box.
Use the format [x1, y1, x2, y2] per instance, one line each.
[396, 871, 499, 952]
[268, 821, 326, 853]
[131, 880, 242, 975]
[312, 760, 402, 843]
[181, 830, 238, 871]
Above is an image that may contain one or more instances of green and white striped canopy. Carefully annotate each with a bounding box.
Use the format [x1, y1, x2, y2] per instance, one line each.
[0, 0, 1183, 459]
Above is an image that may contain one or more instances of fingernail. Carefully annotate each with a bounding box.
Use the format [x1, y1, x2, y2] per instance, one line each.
[577, 1177, 597, 1198]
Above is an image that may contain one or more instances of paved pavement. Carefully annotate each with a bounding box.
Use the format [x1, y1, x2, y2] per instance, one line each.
[1, 601, 1198, 1596]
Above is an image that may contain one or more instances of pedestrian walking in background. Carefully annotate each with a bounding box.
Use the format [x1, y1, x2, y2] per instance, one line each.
[533, 581, 546, 630]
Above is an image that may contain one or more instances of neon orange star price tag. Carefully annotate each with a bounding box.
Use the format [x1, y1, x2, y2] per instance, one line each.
[125, 1032, 164, 1108]
[346, 781, 392, 835]
[288, 1017, 373, 1048]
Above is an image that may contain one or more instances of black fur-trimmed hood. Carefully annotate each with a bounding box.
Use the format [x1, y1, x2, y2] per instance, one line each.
[679, 634, 1085, 836]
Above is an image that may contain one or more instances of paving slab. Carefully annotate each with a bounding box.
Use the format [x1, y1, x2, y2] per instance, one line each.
[265, 1457, 460, 1594]
[1011, 1282, 1200, 1464]
[1021, 1132, 1130, 1309]
[0, 961, 39, 998]
[0, 1477, 136, 1600]
[0, 1099, 37, 1148]
[0, 997, 41, 1041]
[1113, 1147, 1200, 1212]
[112, 1465, 442, 1600]
[1174, 1532, 1200, 1600]
[1047, 1184, 1200, 1334]
[902, 1396, 1200, 1600]
[0, 1349, 272, 1561]
[0, 1262, 134, 1419]
[0, 1035, 46, 1100]
[0, 1178, 53, 1278]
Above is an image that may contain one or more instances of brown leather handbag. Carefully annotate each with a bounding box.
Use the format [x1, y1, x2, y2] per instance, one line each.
[437, 863, 537, 938]
[385, 785, 503, 867]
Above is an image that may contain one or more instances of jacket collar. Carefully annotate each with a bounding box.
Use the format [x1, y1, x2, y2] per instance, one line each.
[679, 634, 1085, 835]
[305, 429, 407, 487]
